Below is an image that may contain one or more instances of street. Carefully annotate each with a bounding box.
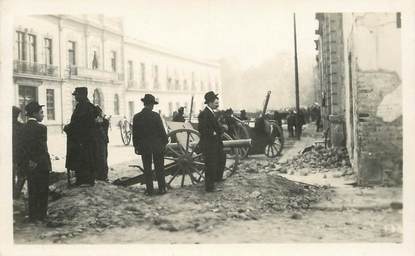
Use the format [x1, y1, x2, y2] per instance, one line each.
[13, 124, 402, 244]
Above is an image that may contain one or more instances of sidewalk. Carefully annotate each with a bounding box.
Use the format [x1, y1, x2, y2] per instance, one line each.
[48, 127, 138, 173]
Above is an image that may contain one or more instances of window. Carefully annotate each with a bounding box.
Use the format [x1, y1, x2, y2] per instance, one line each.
[397, 12, 401, 28]
[93, 89, 103, 109]
[175, 79, 180, 90]
[44, 38, 52, 65]
[92, 51, 99, 69]
[28, 34, 37, 63]
[153, 65, 159, 88]
[111, 51, 117, 72]
[183, 79, 188, 90]
[200, 81, 204, 92]
[15, 31, 26, 61]
[46, 89, 55, 120]
[114, 94, 120, 115]
[140, 62, 146, 87]
[128, 60, 134, 80]
[168, 102, 173, 116]
[68, 41, 76, 66]
[191, 72, 196, 91]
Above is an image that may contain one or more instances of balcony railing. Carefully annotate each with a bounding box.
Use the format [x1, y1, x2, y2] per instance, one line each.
[68, 66, 123, 81]
[14, 60, 58, 77]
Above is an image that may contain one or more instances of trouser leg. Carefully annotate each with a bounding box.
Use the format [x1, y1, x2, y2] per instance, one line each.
[27, 172, 37, 221]
[37, 171, 49, 220]
[153, 152, 166, 192]
[216, 146, 226, 181]
[141, 154, 154, 194]
[203, 147, 218, 191]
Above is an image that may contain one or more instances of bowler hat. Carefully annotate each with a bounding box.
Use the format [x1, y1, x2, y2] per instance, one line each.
[72, 87, 88, 96]
[204, 91, 219, 104]
[25, 101, 44, 115]
[141, 94, 158, 105]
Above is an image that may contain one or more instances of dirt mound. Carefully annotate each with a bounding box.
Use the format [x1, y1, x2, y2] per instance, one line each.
[15, 165, 328, 243]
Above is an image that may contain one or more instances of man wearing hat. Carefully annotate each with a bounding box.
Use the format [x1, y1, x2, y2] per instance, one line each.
[173, 106, 185, 122]
[64, 87, 97, 186]
[21, 101, 51, 222]
[198, 91, 226, 192]
[132, 94, 168, 195]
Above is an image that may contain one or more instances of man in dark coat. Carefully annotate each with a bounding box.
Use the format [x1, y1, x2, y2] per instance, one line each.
[172, 107, 185, 122]
[21, 102, 51, 222]
[133, 94, 168, 195]
[12, 106, 25, 199]
[64, 87, 97, 186]
[287, 110, 295, 138]
[94, 106, 110, 181]
[198, 91, 226, 192]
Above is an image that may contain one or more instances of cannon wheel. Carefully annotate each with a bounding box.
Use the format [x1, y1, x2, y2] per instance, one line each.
[264, 124, 284, 158]
[232, 123, 251, 159]
[119, 119, 132, 146]
[164, 128, 205, 188]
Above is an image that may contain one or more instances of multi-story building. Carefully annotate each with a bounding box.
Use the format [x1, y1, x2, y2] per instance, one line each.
[315, 13, 402, 186]
[13, 15, 222, 132]
[14, 15, 125, 133]
[123, 38, 221, 120]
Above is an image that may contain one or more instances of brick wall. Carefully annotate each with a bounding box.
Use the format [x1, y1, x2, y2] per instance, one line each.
[355, 71, 402, 186]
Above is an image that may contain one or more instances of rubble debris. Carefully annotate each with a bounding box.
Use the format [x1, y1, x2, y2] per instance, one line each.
[13, 164, 328, 242]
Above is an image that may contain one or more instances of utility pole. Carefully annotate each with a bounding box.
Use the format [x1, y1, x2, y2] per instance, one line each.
[293, 13, 301, 139]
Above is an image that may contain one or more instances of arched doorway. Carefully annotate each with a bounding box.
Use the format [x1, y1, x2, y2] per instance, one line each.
[93, 88, 104, 110]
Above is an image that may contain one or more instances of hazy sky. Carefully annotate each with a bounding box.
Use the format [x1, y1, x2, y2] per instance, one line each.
[123, 1, 318, 70]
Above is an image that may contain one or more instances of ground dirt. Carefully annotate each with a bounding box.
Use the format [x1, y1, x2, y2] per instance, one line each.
[13, 124, 402, 244]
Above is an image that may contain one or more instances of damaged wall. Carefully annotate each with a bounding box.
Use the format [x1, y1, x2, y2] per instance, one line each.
[342, 13, 402, 186]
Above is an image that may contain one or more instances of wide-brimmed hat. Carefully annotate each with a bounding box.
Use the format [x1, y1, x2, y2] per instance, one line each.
[141, 94, 158, 105]
[72, 87, 88, 96]
[25, 101, 44, 115]
[204, 91, 219, 104]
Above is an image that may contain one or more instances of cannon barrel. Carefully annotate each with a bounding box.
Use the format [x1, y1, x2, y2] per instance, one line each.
[165, 138, 251, 151]
[223, 139, 251, 148]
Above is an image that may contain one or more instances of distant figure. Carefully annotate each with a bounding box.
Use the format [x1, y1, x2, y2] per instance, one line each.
[94, 106, 110, 181]
[273, 110, 282, 127]
[21, 102, 51, 222]
[287, 110, 296, 138]
[173, 107, 185, 122]
[295, 110, 305, 139]
[133, 94, 168, 196]
[198, 91, 226, 192]
[64, 87, 97, 186]
[239, 109, 248, 120]
[12, 106, 25, 199]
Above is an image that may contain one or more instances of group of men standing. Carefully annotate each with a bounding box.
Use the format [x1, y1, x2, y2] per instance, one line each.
[13, 87, 226, 223]
[64, 87, 110, 186]
[132, 91, 226, 194]
[12, 86, 110, 222]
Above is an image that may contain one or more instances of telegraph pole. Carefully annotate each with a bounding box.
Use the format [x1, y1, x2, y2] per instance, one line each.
[293, 13, 301, 139]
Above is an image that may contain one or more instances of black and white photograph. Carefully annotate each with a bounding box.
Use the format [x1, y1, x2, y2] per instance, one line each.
[0, 0, 414, 255]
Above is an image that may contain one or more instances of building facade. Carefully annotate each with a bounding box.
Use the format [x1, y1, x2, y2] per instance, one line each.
[13, 15, 222, 132]
[123, 38, 221, 120]
[315, 13, 402, 186]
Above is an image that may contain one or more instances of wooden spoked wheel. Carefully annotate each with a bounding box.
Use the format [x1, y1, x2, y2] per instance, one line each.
[232, 123, 251, 159]
[164, 129, 205, 188]
[119, 119, 132, 146]
[264, 123, 284, 158]
[222, 133, 241, 174]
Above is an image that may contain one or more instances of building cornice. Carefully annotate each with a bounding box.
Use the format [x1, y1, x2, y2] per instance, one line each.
[125, 37, 220, 68]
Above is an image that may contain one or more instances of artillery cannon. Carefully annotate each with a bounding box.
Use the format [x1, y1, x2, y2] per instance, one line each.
[219, 91, 284, 159]
[113, 122, 251, 188]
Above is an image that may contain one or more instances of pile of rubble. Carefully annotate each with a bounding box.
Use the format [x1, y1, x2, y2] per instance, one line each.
[14, 166, 329, 243]
[281, 145, 352, 170]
